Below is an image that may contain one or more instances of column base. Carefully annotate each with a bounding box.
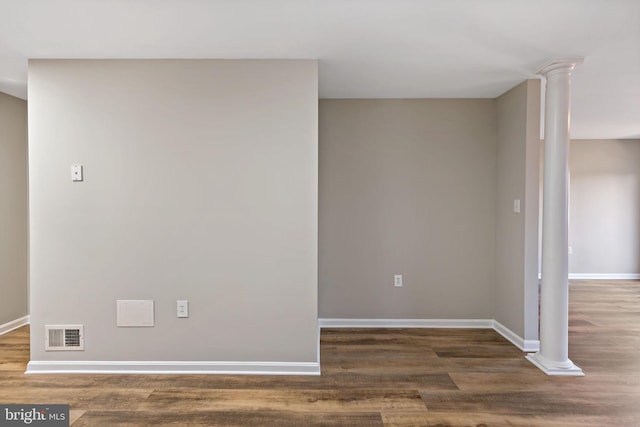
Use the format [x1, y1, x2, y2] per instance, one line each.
[526, 352, 584, 376]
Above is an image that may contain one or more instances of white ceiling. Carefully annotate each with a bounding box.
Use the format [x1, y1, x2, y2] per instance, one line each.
[1, 0, 638, 138]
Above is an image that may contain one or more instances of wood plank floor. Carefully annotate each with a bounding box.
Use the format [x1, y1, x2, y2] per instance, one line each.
[1, 280, 639, 426]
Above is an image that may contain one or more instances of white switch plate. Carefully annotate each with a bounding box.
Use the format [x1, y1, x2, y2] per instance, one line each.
[71, 164, 83, 182]
[177, 300, 189, 318]
[513, 199, 521, 214]
[394, 274, 403, 287]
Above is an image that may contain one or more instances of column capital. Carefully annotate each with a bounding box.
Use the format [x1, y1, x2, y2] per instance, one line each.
[536, 58, 584, 77]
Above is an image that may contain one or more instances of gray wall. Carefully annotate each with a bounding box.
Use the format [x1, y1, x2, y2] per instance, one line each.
[319, 99, 497, 319]
[569, 139, 640, 275]
[0, 91, 28, 326]
[28, 60, 318, 363]
[494, 80, 540, 340]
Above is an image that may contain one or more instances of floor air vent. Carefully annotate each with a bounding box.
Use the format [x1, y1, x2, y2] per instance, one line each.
[45, 325, 84, 351]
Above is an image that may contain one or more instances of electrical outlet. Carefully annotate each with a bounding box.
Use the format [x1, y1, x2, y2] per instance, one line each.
[177, 300, 189, 318]
[394, 274, 403, 287]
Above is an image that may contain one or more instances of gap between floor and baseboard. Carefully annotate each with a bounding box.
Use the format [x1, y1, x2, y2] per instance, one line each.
[0, 315, 29, 336]
[318, 318, 540, 353]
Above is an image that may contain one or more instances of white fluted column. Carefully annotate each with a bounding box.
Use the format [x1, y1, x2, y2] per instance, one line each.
[526, 58, 584, 376]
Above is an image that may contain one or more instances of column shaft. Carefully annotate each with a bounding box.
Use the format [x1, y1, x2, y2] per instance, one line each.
[526, 58, 583, 376]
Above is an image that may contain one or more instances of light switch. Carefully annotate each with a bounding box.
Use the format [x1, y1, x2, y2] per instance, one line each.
[513, 199, 521, 214]
[71, 164, 83, 182]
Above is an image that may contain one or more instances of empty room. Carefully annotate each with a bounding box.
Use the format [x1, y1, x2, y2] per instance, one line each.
[1, 1, 639, 426]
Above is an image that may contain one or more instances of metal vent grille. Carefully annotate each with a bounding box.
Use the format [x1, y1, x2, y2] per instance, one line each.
[48, 328, 64, 347]
[45, 325, 84, 351]
[64, 328, 81, 347]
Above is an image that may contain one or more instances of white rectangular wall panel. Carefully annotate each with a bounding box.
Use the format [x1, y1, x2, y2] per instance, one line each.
[116, 300, 154, 327]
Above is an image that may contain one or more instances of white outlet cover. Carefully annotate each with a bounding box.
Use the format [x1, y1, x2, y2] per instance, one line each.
[71, 164, 83, 182]
[394, 274, 403, 287]
[177, 300, 189, 318]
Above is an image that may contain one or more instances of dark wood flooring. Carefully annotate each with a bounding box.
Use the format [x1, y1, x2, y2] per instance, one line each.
[1, 280, 639, 426]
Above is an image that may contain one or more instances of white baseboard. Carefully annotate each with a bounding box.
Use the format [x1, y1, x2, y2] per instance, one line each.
[568, 273, 640, 280]
[0, 315, 29, 336]
[319, 318, 494, 329]
[24, 319, 538, 374]
[319, 318, 538, 353]
[492, 320, 539, 352]
[26, 360, 320, 375]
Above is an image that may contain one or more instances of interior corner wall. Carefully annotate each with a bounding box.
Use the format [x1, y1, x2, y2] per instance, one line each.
[495, 80, 540, 341]
[0, 91, 28, 326]
[28, 60, 318, 366]
[318, 99, 497, 319]
[569, 139, 640, 276]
